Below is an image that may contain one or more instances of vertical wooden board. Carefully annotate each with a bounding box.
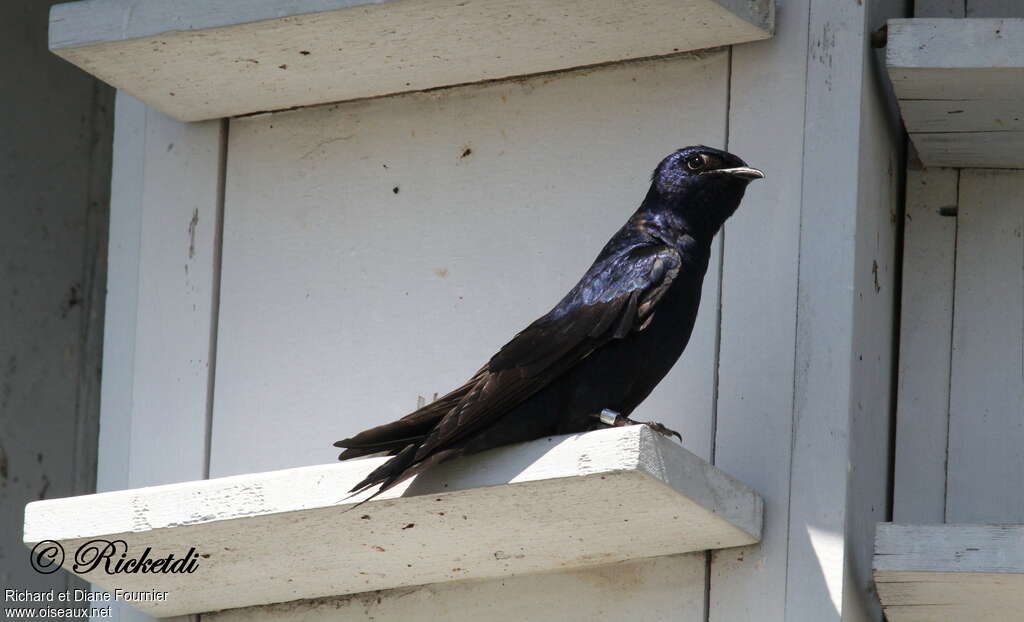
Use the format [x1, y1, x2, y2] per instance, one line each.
[96, 93, 222, 622]
[843, 19, 905, 617]
[915, 0, 965, 16]
[892, 168, 957, 523]
[211, 53, 729, 478]
[710, 1, 809, 621]
[946, 169, 1024, 523]
[205, 555, 705, 622]
[786, 0, 872, 620]
[124, 107, 222, 489]
[967, 1, 1024, 17]
[97, 92, 146, 496]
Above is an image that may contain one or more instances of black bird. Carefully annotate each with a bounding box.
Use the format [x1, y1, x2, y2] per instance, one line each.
[335, 146, 763, 499]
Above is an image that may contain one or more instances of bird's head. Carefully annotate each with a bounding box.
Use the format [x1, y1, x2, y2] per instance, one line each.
[646, 145, 764, 240]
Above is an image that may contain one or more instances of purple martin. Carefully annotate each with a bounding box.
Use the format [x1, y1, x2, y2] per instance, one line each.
[335, 146, 763, 498]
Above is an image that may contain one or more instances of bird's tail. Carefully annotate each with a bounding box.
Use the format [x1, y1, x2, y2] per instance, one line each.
[332, 383, 476, 460]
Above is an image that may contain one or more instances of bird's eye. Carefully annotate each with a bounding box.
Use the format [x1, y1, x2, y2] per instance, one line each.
[685, 155, 707, 171]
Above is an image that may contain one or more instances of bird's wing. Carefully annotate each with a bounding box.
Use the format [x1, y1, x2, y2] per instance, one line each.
[410, 243, 682, 462]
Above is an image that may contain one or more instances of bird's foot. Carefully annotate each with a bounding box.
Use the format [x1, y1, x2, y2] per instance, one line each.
[594, 409, 682, 442]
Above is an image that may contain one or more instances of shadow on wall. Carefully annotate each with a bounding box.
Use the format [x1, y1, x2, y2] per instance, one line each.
[0, 0, 112, 613]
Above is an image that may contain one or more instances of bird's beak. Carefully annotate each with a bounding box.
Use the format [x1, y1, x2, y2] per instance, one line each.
[715, 166, 765, 180]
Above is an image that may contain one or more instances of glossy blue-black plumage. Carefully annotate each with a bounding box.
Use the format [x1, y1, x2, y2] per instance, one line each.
[335, 146, 762, 497]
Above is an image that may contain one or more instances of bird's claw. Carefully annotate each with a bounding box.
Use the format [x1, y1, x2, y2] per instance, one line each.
[640, 421, 683, 442]
[594, 409, 682, 442]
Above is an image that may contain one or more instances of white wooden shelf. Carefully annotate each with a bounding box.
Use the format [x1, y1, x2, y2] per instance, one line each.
[24, 426, 762, 617]
[48, 0, 773, 122]
[874, 523, 1024, 622]
[887, 18, 1024, 168]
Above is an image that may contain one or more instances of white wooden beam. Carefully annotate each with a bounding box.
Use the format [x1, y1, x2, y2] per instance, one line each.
[710, 0, 810, 617]
[946, 169, 1024, 523]
[49, 0, 773, 122]
[785, 0, 875, 618]
[100, 94, 223, 491]
[25, 426, 762, 618]
[887, 18, 1024, 168]
[892, 168, 957, 523]
[875, 523, 1024, 622]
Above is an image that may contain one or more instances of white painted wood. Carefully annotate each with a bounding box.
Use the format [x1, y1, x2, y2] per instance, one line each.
[887, 18, 1024, 167]
[843, 11, 905, 616]
[96, 92, 146, 496]
[96, 93, 224, 622]
[892, 168, 958, 524]
[206, 555, 705, 622]
[118, 102, 222, 489]
[24, 426, 762, 618]
[899, 99, 1024, 133]
[887, 19, 1024, 76]
[710, 0, 810, 617]
[874, 523, 1024, 622]
[49, 0, 772, 122]
[905, 132, 1024, 169]
[785, 0, 874, 619]
[946, 169, 1024, 523]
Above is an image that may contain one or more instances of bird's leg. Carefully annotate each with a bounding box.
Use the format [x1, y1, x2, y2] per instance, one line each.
[595, 409, 682, 442]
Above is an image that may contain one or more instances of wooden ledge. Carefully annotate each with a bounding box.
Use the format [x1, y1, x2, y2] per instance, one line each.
[25, 426, 762, 617]
[874, 523, 1024, 622]
[49, 0, 773, 122]
[887, 18, 1024, 168]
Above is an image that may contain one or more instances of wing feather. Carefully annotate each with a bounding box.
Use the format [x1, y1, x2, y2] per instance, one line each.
[338, 243, 682, 495]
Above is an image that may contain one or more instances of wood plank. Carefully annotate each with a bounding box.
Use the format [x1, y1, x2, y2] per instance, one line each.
[887, 18, 1024, 166]
[785, 0, 879, 618]
[843, 4, 905, 611]
[891, 67, 1024, 102]
[907, 131, 1024, 169]
[887, 19, 1024, 99]
[25, 426, 762, 618]
[49, 0, 772, 122]
[899, 99, 1024, 133]
[96, 92, 146, 495]
[875, 523, 1024, 622]
[892, 168, 958, 523]
[206, 555, 706, 622]
[709, 0, 809, 617]
[946, 169, 1024, 523]
[123, 103, 223, 489]
[888, 19, 1024, 72]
